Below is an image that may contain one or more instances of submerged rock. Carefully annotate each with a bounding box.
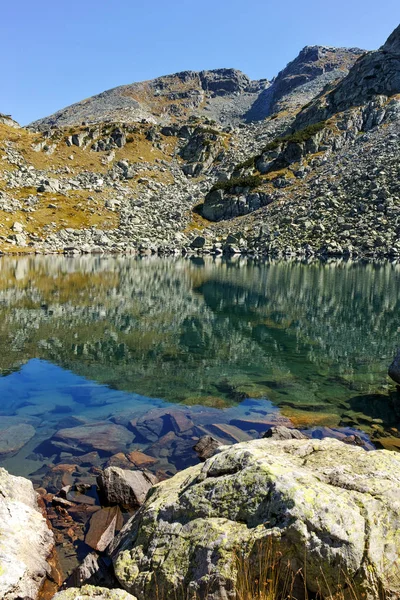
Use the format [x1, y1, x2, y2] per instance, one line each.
[112, 438, 400, 600]
[53, 422, 134, 454]
[52, 585, 137, 599]
[0, 418, 36, 457]
[0, 467, 54, 600]
[193, 435, 221, 460]
[97, 467, 158, 509]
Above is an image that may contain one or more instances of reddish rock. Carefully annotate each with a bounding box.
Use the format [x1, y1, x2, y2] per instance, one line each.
[53, 422, 134, 454]
[106, 453, 132, 469]
[127, 450, 157, 468]
[85, 506, 123, 552]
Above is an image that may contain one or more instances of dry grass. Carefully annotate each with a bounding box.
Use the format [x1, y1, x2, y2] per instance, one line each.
[149, 538, 398, 600]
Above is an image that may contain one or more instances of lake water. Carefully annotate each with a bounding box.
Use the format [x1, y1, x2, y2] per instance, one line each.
[0, 255, 399, 486]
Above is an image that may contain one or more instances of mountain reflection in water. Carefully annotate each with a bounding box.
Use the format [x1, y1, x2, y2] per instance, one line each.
[0, 254, 399, 483]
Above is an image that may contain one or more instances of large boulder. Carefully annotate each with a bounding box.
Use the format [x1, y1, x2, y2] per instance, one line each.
[111, 438, 400, 600]
[0, 467, 54, 600]
[52, 585, 137, 599]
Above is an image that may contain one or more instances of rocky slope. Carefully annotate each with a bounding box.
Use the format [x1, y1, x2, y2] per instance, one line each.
[0, 25, 399, 257]
[2, 434, 400, 600]
[30, 46, 363, 130]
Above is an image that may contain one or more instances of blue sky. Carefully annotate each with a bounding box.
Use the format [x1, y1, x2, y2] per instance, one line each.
[1, 1, 399, 125]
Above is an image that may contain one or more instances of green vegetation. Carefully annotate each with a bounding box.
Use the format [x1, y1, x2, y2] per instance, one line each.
[232, 121, 327, 175]
[234, 156, 256, 171]
[262, 121, 326, 153]
[210, 175, 262, 193]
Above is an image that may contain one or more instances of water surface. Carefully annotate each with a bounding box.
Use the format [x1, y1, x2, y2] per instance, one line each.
[0, 255, 399, 484]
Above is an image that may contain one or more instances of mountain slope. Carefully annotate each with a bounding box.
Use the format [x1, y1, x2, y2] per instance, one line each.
[30, 46, 363, 130]
[0, 24, 399, 258]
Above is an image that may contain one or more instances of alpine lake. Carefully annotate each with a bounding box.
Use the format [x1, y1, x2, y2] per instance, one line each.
[0, 254, 399, 573]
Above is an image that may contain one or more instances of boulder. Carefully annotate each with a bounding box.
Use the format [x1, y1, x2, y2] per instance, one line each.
[0, 467, 54, 600]
[112, 438, 400, 600]
[389, 348, 400, 385]
[52, 585, 137, 599]
[97, 467, 158, 509]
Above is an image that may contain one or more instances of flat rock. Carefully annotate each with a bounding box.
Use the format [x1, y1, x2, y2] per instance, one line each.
[127, 450, 158, 467]
[0, 423, 36, 456]
[97, 466, 158, 509]
[53, 422, 134, 454]
[85, 506, 123, 552]
[262, 425, 307, 440]
[0, 467, 54, 600]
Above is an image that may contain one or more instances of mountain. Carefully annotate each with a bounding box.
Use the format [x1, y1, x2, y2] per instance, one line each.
[0, 24, 399, 258]
[30, 45, 363, 129]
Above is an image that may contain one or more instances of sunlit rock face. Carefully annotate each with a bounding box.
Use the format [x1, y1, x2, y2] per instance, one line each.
[111, 437, 400, 600]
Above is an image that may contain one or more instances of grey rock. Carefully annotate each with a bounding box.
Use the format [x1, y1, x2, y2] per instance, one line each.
[262, 425, 307, 440]
[97, 467, 158, 509]
[112, 438, 400, 600]
[0, 468, 54, 600]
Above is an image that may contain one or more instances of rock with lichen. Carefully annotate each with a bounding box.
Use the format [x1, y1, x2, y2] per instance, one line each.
[111, 437, 400, 600]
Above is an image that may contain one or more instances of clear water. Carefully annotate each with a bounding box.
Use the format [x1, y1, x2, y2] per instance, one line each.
[0, 255, 399, 484]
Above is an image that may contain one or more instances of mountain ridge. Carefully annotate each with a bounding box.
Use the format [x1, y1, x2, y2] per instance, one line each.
[0, 24, 399, 258]
[29, 44, 364, 129]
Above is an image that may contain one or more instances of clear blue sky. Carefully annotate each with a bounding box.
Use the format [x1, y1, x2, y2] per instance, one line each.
[1, 1, 399, 125]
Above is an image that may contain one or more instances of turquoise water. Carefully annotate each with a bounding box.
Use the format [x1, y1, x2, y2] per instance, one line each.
[0, 255, 399, 485]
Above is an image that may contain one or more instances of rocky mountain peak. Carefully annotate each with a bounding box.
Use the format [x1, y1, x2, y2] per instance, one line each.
[245, 44, 364, 121]
[292, 22, 400, 128]
[382, 23, 400, 53]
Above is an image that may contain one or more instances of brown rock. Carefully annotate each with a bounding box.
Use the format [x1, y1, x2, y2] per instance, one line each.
[85, 506, 123, 552]
[207, 423, 253, 443]
[127, 451, 157, 468]
[193, 435, 221, 461]
[53, 422, 134, 454]
[106, 453, 132, 469]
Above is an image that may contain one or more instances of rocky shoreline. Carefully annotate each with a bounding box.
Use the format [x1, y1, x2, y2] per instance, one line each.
[0, 354, 399, 600]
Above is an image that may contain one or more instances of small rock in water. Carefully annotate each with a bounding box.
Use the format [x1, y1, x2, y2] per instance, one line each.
[389, 349, 400, 385]
[193, 435, 221, 461]
[262, 426, 307, 440]
[85, 506, 123, 552]
[97, 466, 158, 509]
